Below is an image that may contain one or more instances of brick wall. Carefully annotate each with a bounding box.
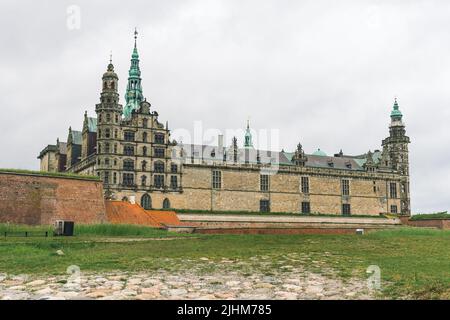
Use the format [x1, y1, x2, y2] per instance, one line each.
[0, 172, 106, 225]
[400, 216, 450, 230]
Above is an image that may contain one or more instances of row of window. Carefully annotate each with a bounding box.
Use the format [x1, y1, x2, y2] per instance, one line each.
[139, 194, 171, 210]
[121, 160, 178, 173]
[98, 129, 165, 144]
[212, 171, 403, 198]
[104, 172, 179, 189]
[98, 143, 166, 158]
[259, 201, 351, 215]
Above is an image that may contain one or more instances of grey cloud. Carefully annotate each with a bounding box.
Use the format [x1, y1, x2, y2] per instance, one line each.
[0, 0, 448, 213]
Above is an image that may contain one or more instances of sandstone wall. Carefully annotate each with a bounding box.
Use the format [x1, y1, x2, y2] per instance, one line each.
[113, 165, 405, 216]
[0, 172, 106, 225]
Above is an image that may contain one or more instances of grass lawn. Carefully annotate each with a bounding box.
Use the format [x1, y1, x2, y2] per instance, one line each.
[0, 224, 448, 299]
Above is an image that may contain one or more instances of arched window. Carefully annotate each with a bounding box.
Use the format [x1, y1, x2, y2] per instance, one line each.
[143, 146, 147, 156]
[143, 132, 148, 142]
[142, 160, 147, 171]
[143, 118, 148, 128]
[141, 194, 151, 210]
[122, 196, 129, 202]
[141, 175, 147, 186]
[105, 128, 111, 138]
[163, 198, 171, 209]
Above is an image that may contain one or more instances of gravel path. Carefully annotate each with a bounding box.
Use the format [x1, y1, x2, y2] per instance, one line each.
[0, 255, 375, 300]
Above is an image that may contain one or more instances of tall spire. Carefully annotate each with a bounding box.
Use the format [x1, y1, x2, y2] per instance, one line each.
[123, 28, 144, 119]
[244, 119, 254, 149]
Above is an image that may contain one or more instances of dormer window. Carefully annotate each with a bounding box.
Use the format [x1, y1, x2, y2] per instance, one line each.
[327, 159, 334, 167]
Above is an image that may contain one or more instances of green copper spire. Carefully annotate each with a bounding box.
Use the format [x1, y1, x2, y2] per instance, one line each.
[244, 119, 254, 148]
[390, 98, 403, 120]
[124, 28, 144, 119]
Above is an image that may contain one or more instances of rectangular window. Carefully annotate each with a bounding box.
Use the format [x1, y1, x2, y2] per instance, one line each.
[170, 176, 178, 189]
[113, 172, 117, 184]
[390, 182, 398, 198]
[212, 170, 222, 189]
[122, 173, 134, 186]
[154, 162, 165, 173]
[301, 202, 311, 214]
[260, 200, 270, 213]
[342, 204, 351, 216]
[103, 171, 110, 184]
[124, 131, 135, 142]
[301, 177, 309, 194]
[123, 160, 134, 171]
[124, 145, 134, 156]
[171, 164, 178, 173]
[342, 179, 350, 196]
[154, 175, 164, 189]
[390, 205, 398, 214]
[154, 133, 165, 144]
[260, 174, 269, 192]
[154, 148, 165, 158]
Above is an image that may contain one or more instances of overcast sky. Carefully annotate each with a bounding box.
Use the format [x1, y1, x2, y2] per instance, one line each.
[0, 0, 449, 213]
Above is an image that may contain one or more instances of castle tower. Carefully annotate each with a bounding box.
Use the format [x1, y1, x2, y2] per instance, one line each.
[95, 54, 123, 191]
[381, 99, 410, 175]
[381, 98, 411, 215]
[123, 29, 144, 120]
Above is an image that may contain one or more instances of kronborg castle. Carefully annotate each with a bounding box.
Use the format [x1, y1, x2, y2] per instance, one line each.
[38, 32, 411, 216]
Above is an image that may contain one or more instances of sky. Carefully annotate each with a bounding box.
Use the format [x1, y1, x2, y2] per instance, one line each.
[0, 0, 449, 213]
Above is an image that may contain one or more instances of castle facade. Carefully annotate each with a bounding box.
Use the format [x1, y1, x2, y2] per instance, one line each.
[38, 33, 411, 216]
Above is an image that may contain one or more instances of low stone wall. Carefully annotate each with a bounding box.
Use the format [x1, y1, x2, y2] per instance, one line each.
[195, 227, 384, 235]
[400, 217, 450, 230]
[178, 213, 401, 233]
[0, 172, 106, 225]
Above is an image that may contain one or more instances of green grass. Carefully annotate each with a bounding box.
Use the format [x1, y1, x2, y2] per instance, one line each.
[175, 209, 388, 219]
[0, 225, 448, 299]
[0, 168, 100, 181]
[411, 212, 450, 221]
[0, 223, 187, 238]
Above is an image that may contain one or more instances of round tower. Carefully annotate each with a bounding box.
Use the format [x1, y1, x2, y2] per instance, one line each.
[95, 56, 123, 194]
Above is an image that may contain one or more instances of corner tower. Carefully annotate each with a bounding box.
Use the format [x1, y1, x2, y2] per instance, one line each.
[381, 98, 411, 215]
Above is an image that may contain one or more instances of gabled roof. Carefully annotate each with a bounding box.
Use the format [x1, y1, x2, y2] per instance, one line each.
[69, 130, 82, 145]
[57, 141, 67, 155]
[86, 117, 97, 133]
